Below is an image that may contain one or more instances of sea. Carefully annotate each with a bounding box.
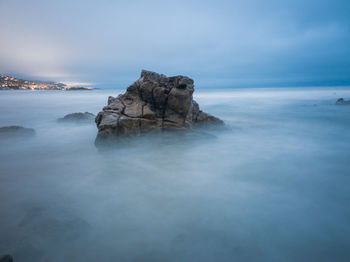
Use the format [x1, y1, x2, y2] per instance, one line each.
[0, 87, 350, 262]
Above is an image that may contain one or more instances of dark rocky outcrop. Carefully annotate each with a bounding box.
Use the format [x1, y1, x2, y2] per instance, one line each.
[0, 126, 35, 137]
[95, 70, 223, 144]
[336, 98, 350, 105]
[58, 112, 95, 122]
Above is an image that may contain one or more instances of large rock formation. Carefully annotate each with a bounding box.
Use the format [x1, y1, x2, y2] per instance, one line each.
[95, 70, 223, 143]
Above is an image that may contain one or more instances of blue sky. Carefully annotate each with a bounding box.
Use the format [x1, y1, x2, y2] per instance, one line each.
[0, 0, 349, 87]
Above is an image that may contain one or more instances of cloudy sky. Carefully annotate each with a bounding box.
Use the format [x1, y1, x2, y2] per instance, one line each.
[0, 0, 349, 87]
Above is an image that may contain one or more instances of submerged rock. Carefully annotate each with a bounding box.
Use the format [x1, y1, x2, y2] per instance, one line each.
[0, 126, 35, 137]
[95, 70, 223, 143]
[336, 98, 350, 105]
[0, 255, 13, 262]
[12, 244, 42, 262]
[18, 207, 90, 241]
[58, 112, 95, 122]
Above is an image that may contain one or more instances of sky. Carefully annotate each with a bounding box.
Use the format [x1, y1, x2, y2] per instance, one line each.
[0, 0, 349, 88]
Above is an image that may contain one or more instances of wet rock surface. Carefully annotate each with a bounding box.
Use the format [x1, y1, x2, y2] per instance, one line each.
[95, 70, 223, 144]
[0, 126, 35, 138]
[336, 98, 350, 105]
[58, 112, 95, 122]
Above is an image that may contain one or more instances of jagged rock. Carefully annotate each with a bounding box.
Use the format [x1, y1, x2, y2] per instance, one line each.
[0, 126, 35, 137]
[95, 70, 223, 143]
[336, 98, 350, 105]
[58, 112, 95, 122]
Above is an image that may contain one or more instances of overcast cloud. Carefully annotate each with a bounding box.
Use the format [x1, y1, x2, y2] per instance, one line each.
[0, 0, 349, 87]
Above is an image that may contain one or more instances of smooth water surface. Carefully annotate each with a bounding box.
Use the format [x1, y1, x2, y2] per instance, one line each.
[0, 88, 350, 262]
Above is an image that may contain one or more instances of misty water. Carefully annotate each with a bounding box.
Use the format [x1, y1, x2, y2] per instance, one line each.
[0, 87, 350, 262]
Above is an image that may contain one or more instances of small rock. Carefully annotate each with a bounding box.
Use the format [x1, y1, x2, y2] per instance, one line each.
[0, 126, 35, 137]
[336, 98, 350, 105]
[58, 112, 95, 122]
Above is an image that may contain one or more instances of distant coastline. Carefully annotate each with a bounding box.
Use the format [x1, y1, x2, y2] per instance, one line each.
[0, 74, 93, 91]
